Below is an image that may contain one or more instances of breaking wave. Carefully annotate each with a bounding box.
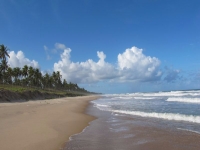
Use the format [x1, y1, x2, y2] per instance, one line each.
[112, 110, 200, 124]
[167, 98, 200, 104]
[104, 90, 200, 99]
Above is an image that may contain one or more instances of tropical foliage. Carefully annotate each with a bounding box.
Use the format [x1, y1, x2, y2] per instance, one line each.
[0, 44, 88, 93]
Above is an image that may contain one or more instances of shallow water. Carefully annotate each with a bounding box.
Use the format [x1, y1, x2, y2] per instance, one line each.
[64, 106, 200, 150]
[94, 90, 200, 132]
[64, 90, 200, 150]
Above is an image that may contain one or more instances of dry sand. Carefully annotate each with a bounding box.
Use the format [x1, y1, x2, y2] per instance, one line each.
[0, 95, 100, 150]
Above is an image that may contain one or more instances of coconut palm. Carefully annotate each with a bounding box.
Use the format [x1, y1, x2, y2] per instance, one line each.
[5, 67, 13, 84]
[0, 59, 8, 72]
[63, 79, 68, 89]
[52, 71, 57, 88]
[0, 45, 10, 83]
[43, 72, 51, 88]
[56, 71, 62, 88]
[0, 44, 10, 61]
[12, 67, 21, 85]
[0, 59, 9, 83]
[22, 65, 28, 78]
[28, 66, 34, 87]
[33, 68, 42, 88]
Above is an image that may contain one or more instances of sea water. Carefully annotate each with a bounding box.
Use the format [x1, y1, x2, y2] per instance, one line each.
[65, 90, 200, 150]
[93, 90, 200, 133]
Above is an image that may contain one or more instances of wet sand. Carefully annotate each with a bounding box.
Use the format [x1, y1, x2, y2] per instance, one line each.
[65, 103, 200, 150]
[0, 95, 100, 150]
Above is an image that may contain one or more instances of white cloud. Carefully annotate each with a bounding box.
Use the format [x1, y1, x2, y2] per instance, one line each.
[6, 44, 182, 86]
[53, 43, 162, 83]
[54, 43, 117, 83]
[8, 51, 39, 68]
[117, 47, 162, 82]
[52, 43, 68, 53]
[55, 43, 67, 50]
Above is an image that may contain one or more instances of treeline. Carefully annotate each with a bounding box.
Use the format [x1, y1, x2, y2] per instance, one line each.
[0, 44, 88, 92]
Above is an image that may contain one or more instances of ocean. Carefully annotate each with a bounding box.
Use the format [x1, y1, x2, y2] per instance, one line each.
[64, 90, 200, 150]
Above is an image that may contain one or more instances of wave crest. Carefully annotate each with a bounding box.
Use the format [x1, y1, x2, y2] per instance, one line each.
[167, 98, 200, 104]
[112, 110, 200, 124]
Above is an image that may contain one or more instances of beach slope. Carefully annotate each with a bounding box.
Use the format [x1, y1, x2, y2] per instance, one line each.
[0, 95, 99, 150]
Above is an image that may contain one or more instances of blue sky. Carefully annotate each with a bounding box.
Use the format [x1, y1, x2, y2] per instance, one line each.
[1, 0, 200, 93]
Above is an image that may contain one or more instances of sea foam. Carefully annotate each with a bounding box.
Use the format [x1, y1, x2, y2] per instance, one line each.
[167, 97, 200, 104]
[112, 110, 200, 124]
[177, 128, 200, 135]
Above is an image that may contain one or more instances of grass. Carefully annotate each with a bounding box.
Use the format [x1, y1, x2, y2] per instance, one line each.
[0, 84, 90, 97]
[0, 84, 28, 92]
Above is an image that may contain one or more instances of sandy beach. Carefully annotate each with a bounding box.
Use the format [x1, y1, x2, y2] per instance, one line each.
[0, 95, 99, 150]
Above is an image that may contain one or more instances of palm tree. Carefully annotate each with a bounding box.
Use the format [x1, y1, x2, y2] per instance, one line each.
[5, 67, 13, 84]
[63, 79, 68, 90]
[33, 68, 42, 88]
[56, 71, 62, 89]
[0, 44, 10, 61]
[43, 72, 52, 89]
[21, 65, 29, 86]
[52, 71, 57, 88]
[43, 73, 50, 88]
[28, 66, 34, 87]
[0, 44, 10, 83]
[12, 67, 21, 85]
[22, 65, 28, 78]
[0, 59, 9, 72]
[69, 82, 73, 91]
[0, 59, 9, 83]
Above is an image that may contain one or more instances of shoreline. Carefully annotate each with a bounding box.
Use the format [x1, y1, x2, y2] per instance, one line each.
[0, 95, 100, 150]
[64, 100, 200, 150]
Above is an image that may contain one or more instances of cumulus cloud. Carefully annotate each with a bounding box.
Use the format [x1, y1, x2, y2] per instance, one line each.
[117, 47, 162, 82]
[53, 43, 162, 83]
[8, 51, 39, 68]
[54, 43, 117, 83]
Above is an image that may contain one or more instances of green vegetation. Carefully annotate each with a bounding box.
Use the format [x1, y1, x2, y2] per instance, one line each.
[0, 44, 93, 99]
